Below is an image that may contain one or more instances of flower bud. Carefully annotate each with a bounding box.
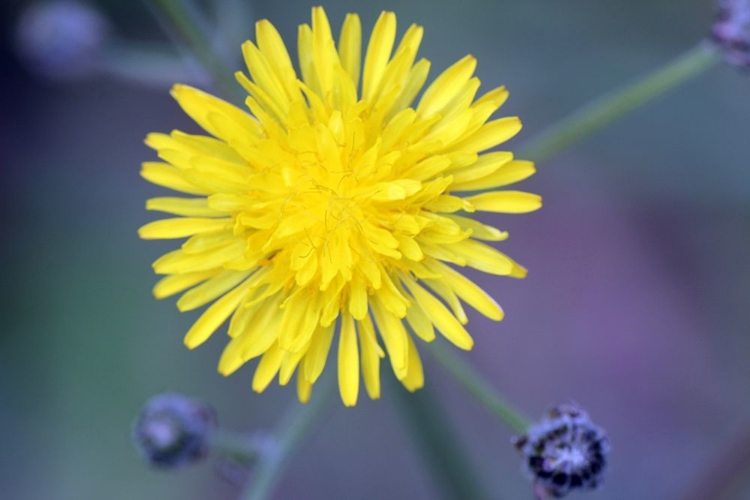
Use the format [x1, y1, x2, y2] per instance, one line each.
[132, 393, 217, 469]
[14, 1, 110, 80]
[513, 404, 609, 498]
[711, 0, 750, 70]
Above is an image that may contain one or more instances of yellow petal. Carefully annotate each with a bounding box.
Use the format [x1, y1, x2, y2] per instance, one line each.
[255, 19, 301, 101]
[297, 370, 312, 403]
[448, 151, 514, 185]
[139, 218, 231, 240]
[417, 55, 476, 117]
[464, 191, 542, 213]
[170, 84, 262, 141]
[371, 38, 419, 107]
[152, 270, 217, 299]
[423, 278, 468, 324]
[394, 24, 424, 65]
[304, 323, 336, 383]
[227, 294, 262, 338]
[433, 77, 480, 124]
[395, 233, 424, 261]
[445, 215, 508, 241]
[182, 230, 235, 255]
[177, 270, 253, 312]
[278, 290, 319, 351]
[451, 160, 536, 192]
[374, 272, 409, 317]
[348, 278, 369, 320]
[402, 279, 474, 350]
[235, 71, 287, 126]
[405, 299, 435, 342]
[146, 197, 223, 217]
[184, 280, 251, 349]
[386, 58, 430, 119]
[252, 342, 283, 393]
[464, 86, 510, 132]
[426, 261, 504, 321]
[400, 334, 424, 392]
[425, 195, 474, 214]
[338, 13, 362, 88]
[240, 41, 289, 115]
[370, 296, 408, 378]
[362, 11, 396, 101]
[153, 240, 245, 275]
[233, 293, 284, 362]
[218, 336, 246, 377]
[311, 6, 338, 95]
[358, 315, 382, 400]
[290, 294, 324, 353]
[140, 162, 208, 195]
[297, 24, 320, 95]
[449, 239, 520, 276]
[146, 130, 245, 164]
[280, 348, 308, 386]
[447, 117, 522, 153]
[338, 313, 360, 407]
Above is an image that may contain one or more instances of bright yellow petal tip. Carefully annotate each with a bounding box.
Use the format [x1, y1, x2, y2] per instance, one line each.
[140, 7, 540, 406]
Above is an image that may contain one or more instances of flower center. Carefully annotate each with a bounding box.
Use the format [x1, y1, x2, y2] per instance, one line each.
[237, 112, 400, 290]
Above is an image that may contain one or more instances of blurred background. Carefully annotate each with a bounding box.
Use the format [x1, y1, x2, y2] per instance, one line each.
[1, 0, 749, 499]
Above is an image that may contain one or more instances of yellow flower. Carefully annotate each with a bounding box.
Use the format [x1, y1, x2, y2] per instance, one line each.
[139, 7, 541, 406]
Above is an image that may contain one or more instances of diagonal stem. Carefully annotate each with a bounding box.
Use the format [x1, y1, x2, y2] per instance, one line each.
[242, 377, 335, 500]
[430, 342, 529, 434]
[429, 41, 721, 436]
[676, 424, 750, 500]
[147, 0, 241, 101]
[518, 42, 719, 165]
[390, 379, 492, 500]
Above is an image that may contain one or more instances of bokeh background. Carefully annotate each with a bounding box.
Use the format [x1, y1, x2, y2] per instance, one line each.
[1, 0, 749, 499]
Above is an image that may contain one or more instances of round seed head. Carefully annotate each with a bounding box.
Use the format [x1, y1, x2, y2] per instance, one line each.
[15, 1, 109, 80]
[132, 393, 217, 469]
[512, 404, 609, 498]
[711, 0, 750, 70]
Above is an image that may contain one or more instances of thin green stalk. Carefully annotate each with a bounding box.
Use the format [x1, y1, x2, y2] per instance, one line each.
[148, 0, 241, 101]
[210, 429, 260, 466]
[390, 380, 491, 500]
[243, 378, 335, 500]
[677, 424, 750, 500]
[518, 42, 720, 164]
[430, 342, 529, 434]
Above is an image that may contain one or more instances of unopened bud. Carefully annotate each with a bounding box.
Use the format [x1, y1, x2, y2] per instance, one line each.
[711, 0, 750, 69]
[513, 404, 609, 498]
[15, 1, 110, 80]
[132, 393, 217, 469]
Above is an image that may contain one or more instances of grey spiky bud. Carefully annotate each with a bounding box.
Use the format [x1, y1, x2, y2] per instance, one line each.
[512, 404, 609, 498]
[132, 393, 217, 469]
[711, 0, 750, 69]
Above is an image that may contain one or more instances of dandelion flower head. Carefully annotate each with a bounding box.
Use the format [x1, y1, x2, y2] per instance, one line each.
[139, 7, 541, 406]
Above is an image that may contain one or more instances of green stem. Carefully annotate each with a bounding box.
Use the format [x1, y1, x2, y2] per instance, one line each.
[242, 378, 335, 500]
[210, 429, 260, 466]
[390, 380, 491, 500]
[518, 42, 719, 164]
[430, 342, 529, 434]
[148, 0, 241, 101]
[677, 425, 750, 500]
